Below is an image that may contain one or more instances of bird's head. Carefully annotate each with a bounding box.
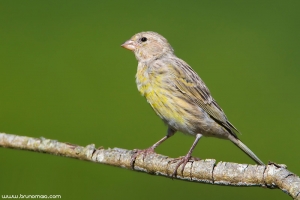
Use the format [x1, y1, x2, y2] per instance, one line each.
[121, 31, 174, 62]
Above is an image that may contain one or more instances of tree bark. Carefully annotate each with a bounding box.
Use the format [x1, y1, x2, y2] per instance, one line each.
[0, 132, 299, 199]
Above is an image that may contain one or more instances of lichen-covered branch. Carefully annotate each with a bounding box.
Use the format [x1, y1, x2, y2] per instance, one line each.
[0, 132, 299, 199]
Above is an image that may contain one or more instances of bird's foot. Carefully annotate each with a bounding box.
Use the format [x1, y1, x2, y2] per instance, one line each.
[169, 155, 200, 178]
[130, 147, 156, 169]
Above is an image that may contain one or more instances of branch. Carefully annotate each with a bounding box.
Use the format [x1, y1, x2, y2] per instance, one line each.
[0, 132, 299, 199]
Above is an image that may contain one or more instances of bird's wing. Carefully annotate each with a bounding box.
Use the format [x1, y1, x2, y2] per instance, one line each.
[170, 58, 239, 136]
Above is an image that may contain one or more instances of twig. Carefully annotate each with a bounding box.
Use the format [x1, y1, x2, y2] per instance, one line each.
[0, 132, 299, 199]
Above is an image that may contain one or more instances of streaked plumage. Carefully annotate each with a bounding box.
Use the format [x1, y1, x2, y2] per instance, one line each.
[121, 31, 264, 176]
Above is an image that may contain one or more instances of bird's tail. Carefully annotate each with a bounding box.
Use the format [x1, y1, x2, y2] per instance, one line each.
[228, 134, 265, 165]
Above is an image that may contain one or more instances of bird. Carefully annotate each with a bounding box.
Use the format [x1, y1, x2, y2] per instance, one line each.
[121, 31, 264, 177]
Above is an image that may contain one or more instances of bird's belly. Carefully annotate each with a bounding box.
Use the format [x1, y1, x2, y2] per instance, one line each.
[136, 70, 228, 139]
[140, 85, 226, 137]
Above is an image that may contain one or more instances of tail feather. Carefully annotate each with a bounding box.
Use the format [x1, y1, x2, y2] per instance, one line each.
[228, 135, 265, 165]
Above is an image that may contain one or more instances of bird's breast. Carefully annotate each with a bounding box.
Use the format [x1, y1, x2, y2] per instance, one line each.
[136, 64, 151, 96]
[135, 63, 168, 100]
[135, 63, 188, 130]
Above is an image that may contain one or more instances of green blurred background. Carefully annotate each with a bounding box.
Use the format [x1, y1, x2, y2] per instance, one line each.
[0, 0, 299, 199]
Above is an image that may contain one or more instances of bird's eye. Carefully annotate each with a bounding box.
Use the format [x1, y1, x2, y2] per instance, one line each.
[141, 37, 147, 42]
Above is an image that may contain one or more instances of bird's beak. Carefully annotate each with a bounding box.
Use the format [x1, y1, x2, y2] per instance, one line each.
[121, 40, 136, 51]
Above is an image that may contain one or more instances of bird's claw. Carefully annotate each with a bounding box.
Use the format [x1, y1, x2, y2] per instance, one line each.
[130, 148, 156, 169]
[169, 156, 200, 178]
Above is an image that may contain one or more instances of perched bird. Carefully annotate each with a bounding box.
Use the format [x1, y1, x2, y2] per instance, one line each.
[121, 31, 264, 176]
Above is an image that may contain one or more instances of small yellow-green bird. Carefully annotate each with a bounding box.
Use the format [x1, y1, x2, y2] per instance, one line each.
[121, 31, 264, 176]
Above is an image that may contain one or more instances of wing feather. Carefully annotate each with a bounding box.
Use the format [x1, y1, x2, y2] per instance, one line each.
[170, 58, 239, 136]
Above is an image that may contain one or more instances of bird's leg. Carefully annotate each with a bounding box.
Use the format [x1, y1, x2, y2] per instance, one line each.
[171, 133, 202, 177]
[130, 127, 176, 168]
